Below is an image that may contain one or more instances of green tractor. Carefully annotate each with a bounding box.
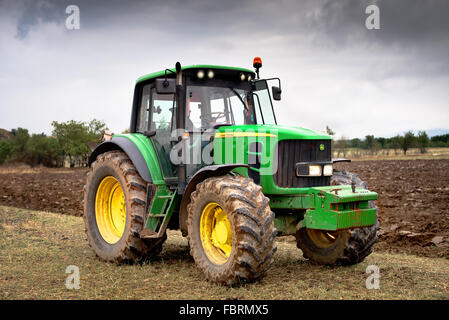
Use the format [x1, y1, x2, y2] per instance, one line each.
[84, 58, 379, 285]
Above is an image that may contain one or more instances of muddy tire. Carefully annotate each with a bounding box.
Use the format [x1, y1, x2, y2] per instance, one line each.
[84, 151, 165, 263]
[296, 170, 379, 265]
[187, 175, 277, 285]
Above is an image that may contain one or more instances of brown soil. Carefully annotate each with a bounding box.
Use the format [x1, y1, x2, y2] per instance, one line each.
[0, 160, 448, 258]
[0, 165, 86, 216]
[335, 159, 449, 259]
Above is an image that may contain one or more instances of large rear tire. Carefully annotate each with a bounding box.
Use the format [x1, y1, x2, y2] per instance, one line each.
[296, 170, 379, 265]
[187, 175, 277, 285]
[84, 151, 165, 263]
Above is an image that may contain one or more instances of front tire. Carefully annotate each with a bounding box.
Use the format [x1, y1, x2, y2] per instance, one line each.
[84, 151, 165, 263]
[296, 170, 379, 265]
[186, 175, 277, 285]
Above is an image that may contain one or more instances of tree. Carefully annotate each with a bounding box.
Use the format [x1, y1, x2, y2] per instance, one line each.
[8, 128, 30, 162]
[350, 138, 362, 149]
[363, 135, 373, 149]
[376, 137, 387, 149]
[417, 131, 429, 154]
[361, 135, 382, 155]
[0, 140, 12, 164]
[87, 119, 108, 141]
[399, 131, 416, 155]
[325, 126, 336, 152]
[430, 133, 449, 147]
[24, 134, 62, 167]
[51, 119, 107, 167]
[388, 135, 402, 155]
[325, 126, 335, 137]
[335, 136, 349, 157]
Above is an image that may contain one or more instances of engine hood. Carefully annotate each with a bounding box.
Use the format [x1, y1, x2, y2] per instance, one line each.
[214, 124, 331, 141]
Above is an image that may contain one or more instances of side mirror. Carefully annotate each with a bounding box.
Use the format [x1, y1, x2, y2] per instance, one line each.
[272, 86, 282, 101]
[156, 78, 176, 94]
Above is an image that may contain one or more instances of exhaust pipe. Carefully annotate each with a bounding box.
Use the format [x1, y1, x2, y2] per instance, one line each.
[175, 62, 187, 194]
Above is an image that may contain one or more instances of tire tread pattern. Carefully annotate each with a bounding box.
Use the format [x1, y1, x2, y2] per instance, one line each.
[187, 175, 277, 285]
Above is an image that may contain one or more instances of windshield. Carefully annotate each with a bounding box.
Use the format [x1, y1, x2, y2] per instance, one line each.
[186, 85, 255, 131]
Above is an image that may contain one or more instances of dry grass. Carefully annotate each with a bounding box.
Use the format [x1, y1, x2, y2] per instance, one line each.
[334, 147, 449, 161]
[0, 205, 448, 300]
[0, 164, 77, 174]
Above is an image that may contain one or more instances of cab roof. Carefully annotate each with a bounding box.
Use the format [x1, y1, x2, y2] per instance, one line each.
[136, 64, 254, 84]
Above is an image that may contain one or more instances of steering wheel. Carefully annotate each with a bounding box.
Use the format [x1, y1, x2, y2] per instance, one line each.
[203, 111, 226, 123]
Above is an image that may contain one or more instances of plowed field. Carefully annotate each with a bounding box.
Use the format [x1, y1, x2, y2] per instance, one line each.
[1, 159, 448, 258]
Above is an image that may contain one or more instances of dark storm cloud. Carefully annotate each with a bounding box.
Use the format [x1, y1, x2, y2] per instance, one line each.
[5, 0, 449, 82]
[312, 0, 449, 43]
[10, 0, 449, 60]
[314, 0, 449, 73]
[10, 0, 449, 47]
[10, 0, 449, 45]
[15, 1, 59, 38]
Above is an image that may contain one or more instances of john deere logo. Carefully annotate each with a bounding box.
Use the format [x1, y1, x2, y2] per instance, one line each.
[319, 144, 325, 151]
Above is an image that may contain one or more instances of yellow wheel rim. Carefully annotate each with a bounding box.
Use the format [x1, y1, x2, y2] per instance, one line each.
[95, 176, 126, 244]
[200, 202, 232, 265]
[306, 229, 339, 248]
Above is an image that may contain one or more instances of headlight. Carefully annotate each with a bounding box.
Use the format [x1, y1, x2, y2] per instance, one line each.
[207, 70, 214, 79]
[309, 165, 322, 176]
[240, 72, 246, 81]
[323, 164, 333, 176]
[197, 70, 204, 79]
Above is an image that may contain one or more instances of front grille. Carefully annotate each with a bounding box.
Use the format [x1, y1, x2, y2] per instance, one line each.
[273, 139, 331, 188]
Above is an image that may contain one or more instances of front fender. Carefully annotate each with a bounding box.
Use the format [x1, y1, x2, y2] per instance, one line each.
[89, 136, 154, 183]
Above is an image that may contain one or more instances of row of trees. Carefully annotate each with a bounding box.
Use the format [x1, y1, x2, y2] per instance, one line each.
[326, 127, 449, 156]
[0, 119, 107, 167]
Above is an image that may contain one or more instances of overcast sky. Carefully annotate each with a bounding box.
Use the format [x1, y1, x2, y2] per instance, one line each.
[1, 0, 448, 139]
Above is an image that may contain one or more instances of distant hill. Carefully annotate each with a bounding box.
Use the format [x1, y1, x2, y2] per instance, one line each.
[0, 128, 11, 140]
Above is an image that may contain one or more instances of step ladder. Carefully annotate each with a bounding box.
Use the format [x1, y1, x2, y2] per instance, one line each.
[139, 186, 177, 239]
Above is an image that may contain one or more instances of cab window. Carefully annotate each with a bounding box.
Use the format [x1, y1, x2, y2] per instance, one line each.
[186, 86, 254, 131]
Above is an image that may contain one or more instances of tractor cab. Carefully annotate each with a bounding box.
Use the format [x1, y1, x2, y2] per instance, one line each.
[129, 61, 281, 184]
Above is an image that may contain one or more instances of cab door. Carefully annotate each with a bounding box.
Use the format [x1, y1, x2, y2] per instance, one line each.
[136, 83, 177, 180]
